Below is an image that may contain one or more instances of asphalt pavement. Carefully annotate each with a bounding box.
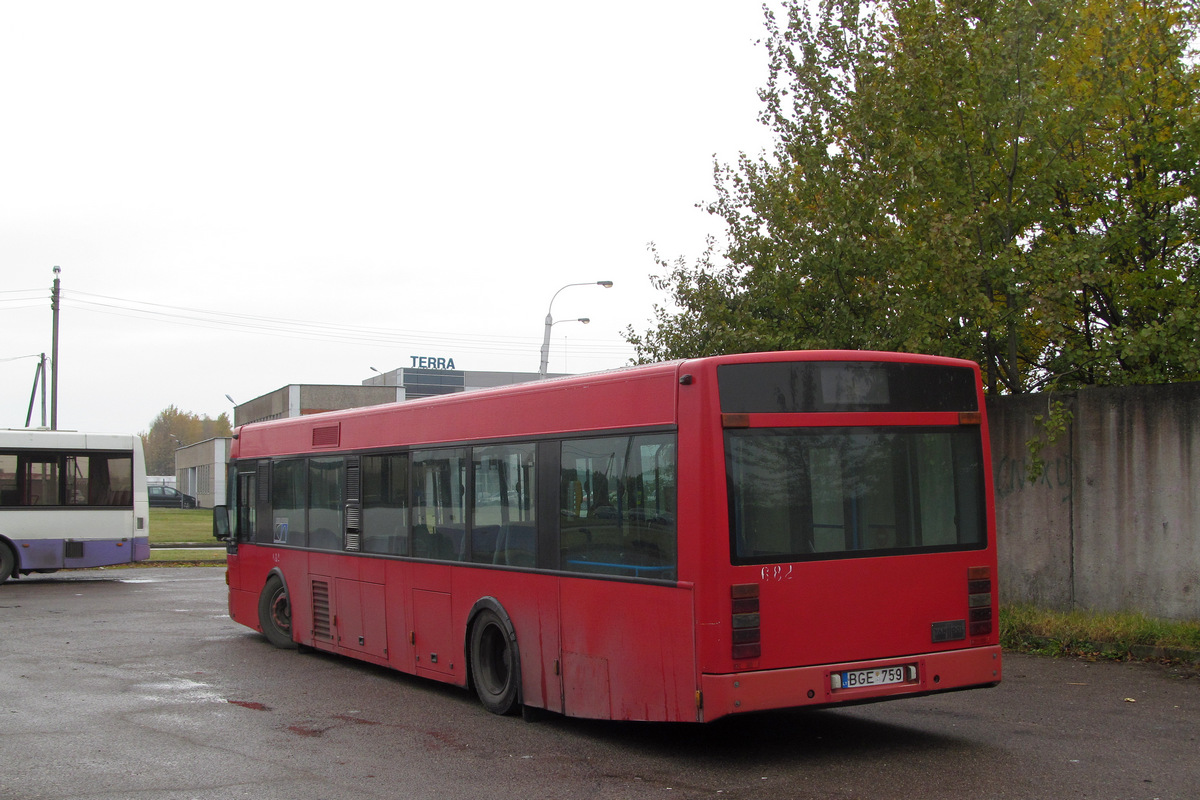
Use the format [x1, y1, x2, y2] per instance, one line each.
[1, 567, 1196, 800]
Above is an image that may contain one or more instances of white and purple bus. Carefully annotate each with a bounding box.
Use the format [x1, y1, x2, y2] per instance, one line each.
[0, 429, 150, 583]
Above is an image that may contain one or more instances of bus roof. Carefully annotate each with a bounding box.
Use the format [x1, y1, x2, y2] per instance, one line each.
[231, 350, 979, 459]
[0, 429, 141, 450]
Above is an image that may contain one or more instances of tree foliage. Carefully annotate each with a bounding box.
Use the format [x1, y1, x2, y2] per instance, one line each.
[628, 0, 1200, 393]
[140, 406, 232, 475]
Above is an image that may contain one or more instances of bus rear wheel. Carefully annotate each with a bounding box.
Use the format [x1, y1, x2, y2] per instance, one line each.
[258, 576, 297, 649]
[469, 609, 520, 715]
[0, 543, 15, 584]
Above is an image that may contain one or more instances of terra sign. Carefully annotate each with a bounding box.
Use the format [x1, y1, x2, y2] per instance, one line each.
[409, 355, 456, 370]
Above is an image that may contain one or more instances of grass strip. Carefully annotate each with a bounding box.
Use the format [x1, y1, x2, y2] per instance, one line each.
[148, 548, 227, 563]
[1001, 604, 1200, 664]
[149, 508, 215, 545]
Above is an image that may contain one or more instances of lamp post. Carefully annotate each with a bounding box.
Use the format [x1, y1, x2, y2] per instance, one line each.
[539, 281, 612, 378]
[550, 317, 590, 373]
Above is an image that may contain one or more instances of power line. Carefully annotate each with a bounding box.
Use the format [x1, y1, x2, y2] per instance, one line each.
[53, 288, 635, 359]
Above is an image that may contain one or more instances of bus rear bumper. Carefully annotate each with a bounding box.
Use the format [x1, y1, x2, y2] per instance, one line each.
[700, 645, 1002, 721]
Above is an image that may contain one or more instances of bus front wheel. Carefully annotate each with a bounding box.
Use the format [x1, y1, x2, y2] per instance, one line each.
[258, 575, 297, 650]
[469, 608, 520, 715]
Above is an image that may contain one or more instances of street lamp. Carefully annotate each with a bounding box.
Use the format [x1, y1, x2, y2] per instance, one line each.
[539, 281, 613, 378]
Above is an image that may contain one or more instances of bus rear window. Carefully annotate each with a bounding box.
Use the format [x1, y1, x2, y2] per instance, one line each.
[728, 427, 985, 563]
[718, 361, 978, 413]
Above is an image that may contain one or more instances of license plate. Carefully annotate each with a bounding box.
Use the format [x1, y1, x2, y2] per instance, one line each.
[831, 665, 913, 691]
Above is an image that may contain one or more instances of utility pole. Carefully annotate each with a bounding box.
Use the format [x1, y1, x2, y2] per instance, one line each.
[50, 266, 61, 430]
[40, 353, 47, 426]
[24, 354, 47, 428]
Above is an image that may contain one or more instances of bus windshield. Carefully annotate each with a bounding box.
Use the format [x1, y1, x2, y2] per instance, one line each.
[727, 426, 986, 563]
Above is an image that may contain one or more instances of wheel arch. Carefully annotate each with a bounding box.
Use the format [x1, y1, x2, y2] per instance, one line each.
[464, 596, 523, 705]
[0, 534, 18, 580]
[263, 566, 289, 592]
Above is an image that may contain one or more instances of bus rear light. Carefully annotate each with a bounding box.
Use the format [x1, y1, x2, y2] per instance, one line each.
[967, 567, 993, 636]
[731, 584, 761, 661]
[732, 642, 762, 660]
[969, 607, 992, 636]
[731, 597, 758, 614]
[732, 628, 759, 644]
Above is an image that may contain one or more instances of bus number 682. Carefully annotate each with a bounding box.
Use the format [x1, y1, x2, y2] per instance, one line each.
[761, 565, 794, 582]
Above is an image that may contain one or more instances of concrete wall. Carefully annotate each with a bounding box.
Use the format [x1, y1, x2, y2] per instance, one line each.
[175, 438, 231, 509]
[235, 385, 405, 426]
[988, 383, 1200, 620]
[297, 384, 402, 414]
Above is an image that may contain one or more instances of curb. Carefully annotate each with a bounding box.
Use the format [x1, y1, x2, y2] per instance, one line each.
[1011, 635, 1200, 666]
[151, 543, 222, 549]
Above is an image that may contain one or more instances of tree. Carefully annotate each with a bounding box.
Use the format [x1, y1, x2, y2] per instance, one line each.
[628, 0, 1200, 393]
[140, 406, 232, 475]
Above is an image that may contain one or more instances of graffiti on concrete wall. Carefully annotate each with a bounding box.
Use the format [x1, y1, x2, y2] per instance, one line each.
[994, 453, 1073, 504]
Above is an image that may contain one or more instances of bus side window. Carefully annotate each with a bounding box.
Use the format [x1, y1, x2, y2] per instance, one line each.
[271, 459, 307, 547]
[471, 443, 536, 567]
[0, 454, 17, 506]
[362, 453, 410, 556]
[23, 456, 60, 506]
[307, 457, 344, 551]
[559, 434, 677, 580]
[411, 449, 467, 562]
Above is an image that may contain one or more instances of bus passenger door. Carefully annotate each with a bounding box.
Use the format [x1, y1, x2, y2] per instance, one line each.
[237, 471, 256, 543]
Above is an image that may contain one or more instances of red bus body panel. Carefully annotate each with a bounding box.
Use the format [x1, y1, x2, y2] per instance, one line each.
[224, 351, 1000, 722]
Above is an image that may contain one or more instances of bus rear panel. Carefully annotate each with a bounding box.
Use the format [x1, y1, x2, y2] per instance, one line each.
[693, 357, 999, 719]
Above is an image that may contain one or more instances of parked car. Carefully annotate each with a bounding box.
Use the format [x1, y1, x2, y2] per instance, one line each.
[148, 485, 197, 509]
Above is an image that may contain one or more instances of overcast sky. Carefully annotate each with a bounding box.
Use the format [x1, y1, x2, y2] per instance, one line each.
[1, 1, 775, 436]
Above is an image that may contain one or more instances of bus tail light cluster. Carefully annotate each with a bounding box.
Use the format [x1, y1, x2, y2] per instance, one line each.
[967, 566, 993, 637]
[731, 583, 761, 660]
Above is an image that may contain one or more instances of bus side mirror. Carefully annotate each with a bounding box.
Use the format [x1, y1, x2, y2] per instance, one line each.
[213, 505, 231, 542]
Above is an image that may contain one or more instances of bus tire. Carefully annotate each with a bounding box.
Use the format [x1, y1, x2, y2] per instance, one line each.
[258, 575, 298, 650]
[0, 542, 15, 584]
[469, 607, 520, 716]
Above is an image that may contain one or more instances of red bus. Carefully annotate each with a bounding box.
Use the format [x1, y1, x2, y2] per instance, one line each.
[215, 351, 1000, 722]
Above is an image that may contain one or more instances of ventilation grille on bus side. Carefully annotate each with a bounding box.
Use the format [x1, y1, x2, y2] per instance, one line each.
[344, 458, 361, 551]
[257, 464, 270, 502]
[311, 579, 333, 641]
[312, 425, 340, 448]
